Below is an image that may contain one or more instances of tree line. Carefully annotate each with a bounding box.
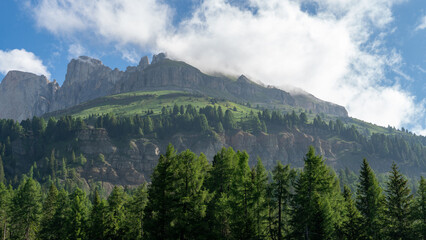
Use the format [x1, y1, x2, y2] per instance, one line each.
[0, 145, 425, 240]
[0, 104, 425, 185]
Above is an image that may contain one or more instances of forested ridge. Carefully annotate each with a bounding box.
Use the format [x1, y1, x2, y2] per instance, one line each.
[0, 145, 425, 239]
[0, 103, 425, 186]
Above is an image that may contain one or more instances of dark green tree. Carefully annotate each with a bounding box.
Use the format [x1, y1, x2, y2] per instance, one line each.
[10, 178, 42, 240]
[205, 147, 237, 239]
[169, 150, 211, 239]
[224, 110, 237, 130]
[0, 156, 4, 184]
[67, 188, 89, 240]
[88, 190, 106, 240]
[413, 177, 426, 239]
[104, 186, 125, 240]
[143, 144, 176, 240]
[38, 184, 58, 240]
[341, 185, 362, 240]
[229, 151, 255, 239]
[271, 162, 292, 240]
[253, 158, 268, 239]
[356, 159, 385, 239]
[385, 163, 414, 239]
[291, 146, 341, 239]
[123, 184, 148, 240]
[0, 182, 11, 240]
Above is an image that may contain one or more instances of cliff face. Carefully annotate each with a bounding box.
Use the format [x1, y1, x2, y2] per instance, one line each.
[10, 127, 360, 186]
[0, 71, 58, 121]
[51, 56, 123, 111]
[0, 54, 348, 121]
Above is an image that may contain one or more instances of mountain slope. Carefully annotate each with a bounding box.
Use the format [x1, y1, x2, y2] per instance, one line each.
[0, 54, 347, 121]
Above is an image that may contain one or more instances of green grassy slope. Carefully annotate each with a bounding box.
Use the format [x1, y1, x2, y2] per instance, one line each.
[44, 90, 261, 120]
[44, 90, 416, 140]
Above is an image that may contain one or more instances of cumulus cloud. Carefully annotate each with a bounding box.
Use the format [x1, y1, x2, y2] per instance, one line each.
[25, 0, 425, 133]
[416, 16, 426, 30]
[28, 0, 173, 49]
[0, 49, 50, 79]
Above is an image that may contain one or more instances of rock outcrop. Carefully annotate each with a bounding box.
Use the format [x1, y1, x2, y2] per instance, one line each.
[0, 71, 58, 121]
[0, 54, 348, 121]
[10, 126, 359, 186]
[51, 56, 123, 111]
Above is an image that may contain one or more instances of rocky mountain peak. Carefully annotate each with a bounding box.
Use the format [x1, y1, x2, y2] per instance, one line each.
[138, 56, 150, 69]
[1, 71, 48, 86]
[0, 71, 57, 121]
[151, 53, 167, 65]
[75, 56, 103, 66]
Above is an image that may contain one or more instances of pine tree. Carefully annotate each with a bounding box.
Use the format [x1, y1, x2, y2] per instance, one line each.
[67, 188, 89, 240]
[49, 189, 70, 240]
[10, 178, 42, 240]
[229, 151, 256, 239]
[104, 186, 125, 240]
[224, 110, 236, 130]
[356, 159, 385, 239]
[0, 182, 11, 240]
[341, 185, 362, 240]
[143, 144, 176, 239]
[88, 190, 106, 240]
[253, 158, 268, 239]
[169, 150, 210, 239]
[271, 162, 292, 240]
[205, 147, 237, 239]
[291, 146, 340, 239]
[123, 184, 148, 240]
[413, 177, 426, 239]
[385, 163, 414, 239]
[38, 184, 59, 240]
[0, 156, 4, 184]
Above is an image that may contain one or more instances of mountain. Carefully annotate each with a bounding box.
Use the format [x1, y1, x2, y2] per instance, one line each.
[0, 71, 58, 120]
[0, 54, 347, 121]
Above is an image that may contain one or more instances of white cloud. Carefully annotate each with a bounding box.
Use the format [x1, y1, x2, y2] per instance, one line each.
[68, 43, 86, 59]
[28, 0, 173, 49]
[25, 0, 425, 134]
[416, 16, 426, 30]
[0, 49, 50, 79]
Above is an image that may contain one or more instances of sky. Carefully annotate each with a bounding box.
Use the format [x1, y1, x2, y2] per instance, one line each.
[0, 0, 425, 135]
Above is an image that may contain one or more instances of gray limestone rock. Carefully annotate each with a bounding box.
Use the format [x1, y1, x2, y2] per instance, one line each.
[0, 71, 58, 121]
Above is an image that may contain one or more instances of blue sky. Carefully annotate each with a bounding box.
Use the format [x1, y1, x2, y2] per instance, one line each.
[0, 0, 425, 134]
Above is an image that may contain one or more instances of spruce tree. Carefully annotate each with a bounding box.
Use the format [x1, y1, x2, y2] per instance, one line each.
[104, 186, 125, 240]
[291, 146, 340, 239]
[49, 189, 70, 240]
[414, 177, 426, 239]
[384, 163, 414, 239]
[356, 159, 385, 239]
[0, 182, 10, 240]
[342, 185, 362, 240]
[169, 150, 210, 239]
[10, 178, 42, 240]
[229, 151, 256, 239]
[253, 158, 268, 239]
[205, 147, 237, 239]
[38, 184, 58, 240]
[123, 184, 148, 240]
[271, 162, 292, 240]
[143, 144, 176, 240]
[67, 188, 89, 240]
[88, 190, 106, 240]
[0, 156, 4, 184]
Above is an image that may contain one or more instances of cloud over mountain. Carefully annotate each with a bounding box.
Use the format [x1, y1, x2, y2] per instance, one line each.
[24, 0, 425, 133]
[0, 49, 50, 79]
